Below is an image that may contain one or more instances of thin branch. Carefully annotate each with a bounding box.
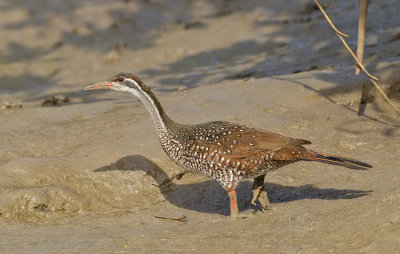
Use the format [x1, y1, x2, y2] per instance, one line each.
[356, 0, 369, 75]
[337, 34, 377, 81]
[314, 0, 376, 80]
[155, 215, 187, 222]
[314, 0, 400, 116]
[314, 1, 349, 38]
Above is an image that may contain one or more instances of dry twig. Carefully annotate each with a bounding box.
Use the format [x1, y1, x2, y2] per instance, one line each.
[314, 0, 400, 116]
[154, 215, 187, 222]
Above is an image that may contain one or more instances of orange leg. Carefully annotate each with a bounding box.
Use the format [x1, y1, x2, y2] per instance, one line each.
[228, 188, 240, 218]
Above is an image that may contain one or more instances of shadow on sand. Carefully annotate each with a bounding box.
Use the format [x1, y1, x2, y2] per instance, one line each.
[93, 155, 372, 216]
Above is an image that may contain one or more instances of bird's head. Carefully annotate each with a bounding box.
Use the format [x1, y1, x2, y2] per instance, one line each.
[85, 72, 148, 95]
[85, 72, 164, 115]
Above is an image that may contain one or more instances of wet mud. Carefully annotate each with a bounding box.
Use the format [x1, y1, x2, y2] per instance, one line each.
[1, 0, 399, 253]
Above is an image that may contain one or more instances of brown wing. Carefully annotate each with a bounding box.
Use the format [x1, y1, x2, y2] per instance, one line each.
[189, 122, 311, 160]
[224, 127, 311, 159]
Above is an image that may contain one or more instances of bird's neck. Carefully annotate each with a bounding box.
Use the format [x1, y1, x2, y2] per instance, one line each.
[127, 86, 177, 136]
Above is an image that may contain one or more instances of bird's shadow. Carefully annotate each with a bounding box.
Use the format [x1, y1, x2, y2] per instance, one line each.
[93, 155, 372, 216]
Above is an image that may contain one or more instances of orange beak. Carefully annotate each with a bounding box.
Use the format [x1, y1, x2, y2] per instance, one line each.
[84, 81, 114, 90]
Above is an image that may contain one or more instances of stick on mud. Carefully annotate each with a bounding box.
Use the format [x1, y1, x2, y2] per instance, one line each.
[154, 215, 187, 222]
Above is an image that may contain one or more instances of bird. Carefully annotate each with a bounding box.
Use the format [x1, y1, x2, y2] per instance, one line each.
[85, 73, 372, 218]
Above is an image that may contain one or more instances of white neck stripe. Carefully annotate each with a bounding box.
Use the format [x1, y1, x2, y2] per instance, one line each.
[122, 78, 167, 131]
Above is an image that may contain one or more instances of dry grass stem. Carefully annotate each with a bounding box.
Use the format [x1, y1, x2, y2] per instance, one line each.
[314, 0, 400, 116]
[355, 0, 369, 75]
[314, 1, 349, 38]
[154, 215, 187, 222]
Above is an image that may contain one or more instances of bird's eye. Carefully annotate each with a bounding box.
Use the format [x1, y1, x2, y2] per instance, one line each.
[117, 77, 124, 82]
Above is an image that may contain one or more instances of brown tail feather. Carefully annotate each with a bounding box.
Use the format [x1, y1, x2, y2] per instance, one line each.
[302, 152, 372, 170]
